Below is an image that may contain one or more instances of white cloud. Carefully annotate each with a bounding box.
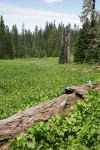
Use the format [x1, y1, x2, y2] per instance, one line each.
[0, 2, 81, 32]
[43, 0, 63, 4]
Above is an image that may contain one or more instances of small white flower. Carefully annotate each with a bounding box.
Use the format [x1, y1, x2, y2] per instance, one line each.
[88, 80, 92, 84]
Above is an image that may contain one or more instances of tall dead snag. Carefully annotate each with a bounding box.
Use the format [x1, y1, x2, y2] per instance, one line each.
[66, 33, 71, 64]
[0, 83, 100, 149]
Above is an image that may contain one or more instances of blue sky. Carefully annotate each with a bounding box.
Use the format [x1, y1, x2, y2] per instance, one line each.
[0, 0, 100, 32]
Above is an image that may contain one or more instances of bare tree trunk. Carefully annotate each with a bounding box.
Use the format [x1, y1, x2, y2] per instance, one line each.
[67, 33, 71, 64]
[63, 28, 67, 64]
[67, 45, 70, 63]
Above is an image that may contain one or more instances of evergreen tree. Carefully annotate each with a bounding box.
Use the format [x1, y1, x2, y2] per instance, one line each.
[80, 0, 96, 24]
[47, 21, 57, 57]
[74, 0, 100, 64]
[74, 18, 90, 63]
[0, 15, 6, 59]
[34, 25, 38, 57]
[43, 22, 49, 57]
[5, 26, 13, 59]
[19, 24, 25, 58]
[11, 25, 19, 58]
[59, 23, 65, 64]
[0, 15, 88, 61]
[71, 24, 80, 54]
[37, 28, 44, 58]
[24, 29, 33, 57]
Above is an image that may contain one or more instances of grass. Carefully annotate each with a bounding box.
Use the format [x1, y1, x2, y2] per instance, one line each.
[9, 90, 100, 150]
[0, 57, 99, 120]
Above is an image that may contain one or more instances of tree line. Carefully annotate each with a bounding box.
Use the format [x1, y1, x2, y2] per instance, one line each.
[0, 16, 79, 60]
[0, 0, 100, 64]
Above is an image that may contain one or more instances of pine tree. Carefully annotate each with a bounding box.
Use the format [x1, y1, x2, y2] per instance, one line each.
[47, 21, 57, 57]
[19, 24, 25, 58]
[74, 18, 90, 63]
[71, 24, 79, 54]
[74, 0, 100, 64]
[2, 15, 98, 61]
[5, 26, 13, 59]
[11, 25, 19, 58]
[33, 25, 38, 57]
[59, 23, 65, 64]
[24, 29, 33, 58]
[0, 15, 6, 59]
[37, 28, 44, 58]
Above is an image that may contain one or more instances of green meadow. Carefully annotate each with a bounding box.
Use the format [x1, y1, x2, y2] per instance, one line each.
[0, 58, 99, 120]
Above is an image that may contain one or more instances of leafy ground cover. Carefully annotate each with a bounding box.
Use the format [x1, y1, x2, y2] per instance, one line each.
[9, 90, 100, 150]
[0, 58, 99, 120]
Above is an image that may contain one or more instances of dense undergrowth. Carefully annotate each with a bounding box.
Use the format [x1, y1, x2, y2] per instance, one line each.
[0, 58, 99, 120]
[9, 90, 100, 150]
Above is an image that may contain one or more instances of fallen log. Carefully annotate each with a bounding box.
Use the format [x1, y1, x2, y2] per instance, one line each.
[64, 83, 100, 97]
[82, 66, 100, 72]
[0, 94, 78, 142]
[0, 83, 100, 150]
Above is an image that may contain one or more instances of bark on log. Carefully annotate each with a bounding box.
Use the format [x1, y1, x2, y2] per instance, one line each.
[0, 94, 78, 142]
[82, 66, 100, 72]
[0, 83, 100, 149]
[64, 83, 100, 97]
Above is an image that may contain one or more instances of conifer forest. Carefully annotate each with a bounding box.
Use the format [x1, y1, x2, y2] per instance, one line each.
[0, 0, 100, 150]
[0, 0, 100, 64]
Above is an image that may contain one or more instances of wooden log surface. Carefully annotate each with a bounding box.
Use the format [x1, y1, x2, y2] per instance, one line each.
[82, 66, 100, 72]
[0, 83, 100, 150]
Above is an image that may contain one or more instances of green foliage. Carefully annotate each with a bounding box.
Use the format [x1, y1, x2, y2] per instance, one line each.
[74, 0, 100, 64]
[0, 15, 6, 59]
[74, 17, 100, 64]
[9, 90, 100, 150]
[5, 26, 13, 59]
[0, 12, 100, 64]
[74, 18, 90, 63]
[0, 15, 79, 60]
[0, 58, 99, 120]
[11, 25, 19, 58]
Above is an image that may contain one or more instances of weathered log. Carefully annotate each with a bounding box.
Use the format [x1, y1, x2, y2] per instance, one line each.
[0, 94, 78, 142]
[0, 83, 100, 150]
[64, 83, 100, 97]
[82, 66, 100, 72]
